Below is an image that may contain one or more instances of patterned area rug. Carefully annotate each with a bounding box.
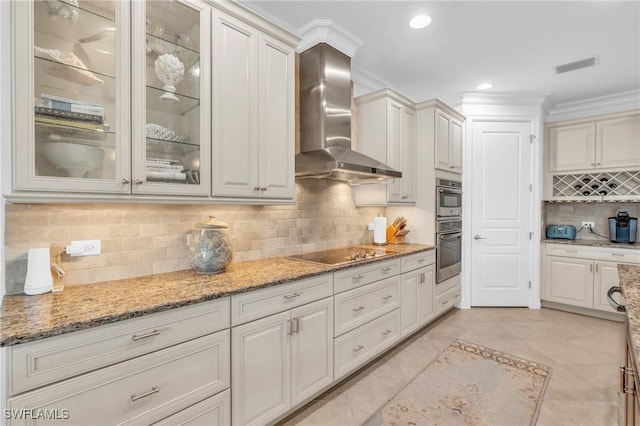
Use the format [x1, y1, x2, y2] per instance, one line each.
[364, 339, 552, 426]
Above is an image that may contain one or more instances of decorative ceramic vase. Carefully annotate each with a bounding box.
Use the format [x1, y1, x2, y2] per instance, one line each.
[188, 217, 232, 274]
[154, 53, 184, 102]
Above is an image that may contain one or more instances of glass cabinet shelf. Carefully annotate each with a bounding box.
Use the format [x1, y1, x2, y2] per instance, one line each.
[145, 85, 199, 115]
[146, 137, 200, 155]
[35, 121, 114, 145]
[34, 55, 115, 86]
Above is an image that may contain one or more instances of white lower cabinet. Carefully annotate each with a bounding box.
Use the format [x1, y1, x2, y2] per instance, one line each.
[152, 389, 231, 426]
[7, 331, 230, 426]
[5, 299, 231, 426]
[543, 243, 640, 314]
[334, 309, 400, 380]
[400, 265, 435, 337]
[231, 297, 333, 426]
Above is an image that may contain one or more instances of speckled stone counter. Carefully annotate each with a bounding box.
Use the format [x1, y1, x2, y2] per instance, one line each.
[0, 244, 434, 347]
[619, 264, 640, 373]
[544, 239, 640, 250]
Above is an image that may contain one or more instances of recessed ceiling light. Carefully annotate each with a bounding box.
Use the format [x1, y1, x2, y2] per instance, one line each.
[409, 14, 431, 29]
[477, 83, 493, 90]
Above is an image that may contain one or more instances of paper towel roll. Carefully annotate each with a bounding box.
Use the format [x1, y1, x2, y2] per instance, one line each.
[374, 216, 387, 245]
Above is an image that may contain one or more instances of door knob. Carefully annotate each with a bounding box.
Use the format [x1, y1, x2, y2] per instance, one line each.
[474, 234, 487, 240]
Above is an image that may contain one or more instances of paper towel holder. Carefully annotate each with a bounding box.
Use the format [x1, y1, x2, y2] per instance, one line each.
[24, 247, 54, 295]
[373, 214, 387, 246]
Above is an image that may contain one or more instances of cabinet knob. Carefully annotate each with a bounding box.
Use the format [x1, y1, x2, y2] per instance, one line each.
[261, 187, 267, 191]
[135, 178, 144, 185]
[121, 178, 130, 184]
[253, 187, 260, 191]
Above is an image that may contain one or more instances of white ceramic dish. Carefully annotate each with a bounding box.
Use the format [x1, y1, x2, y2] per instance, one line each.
[41, 142, 105, 178]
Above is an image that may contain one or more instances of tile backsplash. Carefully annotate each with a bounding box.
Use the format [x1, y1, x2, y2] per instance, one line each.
[4, 180, 384, 294]
[544, 202, 639, 240]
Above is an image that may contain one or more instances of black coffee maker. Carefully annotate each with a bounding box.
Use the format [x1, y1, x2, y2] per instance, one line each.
[609, 209, 637, 244]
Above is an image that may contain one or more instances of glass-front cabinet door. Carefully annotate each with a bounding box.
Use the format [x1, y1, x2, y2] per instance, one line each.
[131, 0, 210, 196]
[13, 0, 131, 194]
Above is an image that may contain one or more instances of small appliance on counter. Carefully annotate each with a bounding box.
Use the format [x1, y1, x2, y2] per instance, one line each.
[546, 224, 577, 240]
[609, 209, 637, 244]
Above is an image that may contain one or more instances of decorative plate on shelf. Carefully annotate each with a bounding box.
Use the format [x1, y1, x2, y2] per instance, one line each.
[34, 46, 104, 86]
[145, 123, 189, 143]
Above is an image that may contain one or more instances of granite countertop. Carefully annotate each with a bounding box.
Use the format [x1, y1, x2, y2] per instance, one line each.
[544, 239, 640, 250]
[0, 243, 434, 347]
[618, 264, 640, 375]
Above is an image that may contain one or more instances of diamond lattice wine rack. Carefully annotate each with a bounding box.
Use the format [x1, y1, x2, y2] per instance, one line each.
[552, 170, 640, 198]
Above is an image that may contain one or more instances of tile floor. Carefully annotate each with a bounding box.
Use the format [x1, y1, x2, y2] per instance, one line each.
[280, 307, 625, 426]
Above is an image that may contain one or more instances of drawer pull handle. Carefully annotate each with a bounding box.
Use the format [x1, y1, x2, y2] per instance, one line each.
[612, 253, 625, 257]
[131, 329, 160, 341]
[131, 386, 159, 401]
[381, 267, 392, 273]
[566, 250, 578, 254]
[353, 305, 365, 313]
[352, 274, 364, 281]
[382, 295, 393, 301]
[417, 258, 425, 263]
[283, 292, 300, 300]
[381, 329, 392, 336]
[353, 345, 364, 353]
[441, 300, 449, 305]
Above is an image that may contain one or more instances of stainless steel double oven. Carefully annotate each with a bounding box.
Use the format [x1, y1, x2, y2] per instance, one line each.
[436, 178, 462, 283]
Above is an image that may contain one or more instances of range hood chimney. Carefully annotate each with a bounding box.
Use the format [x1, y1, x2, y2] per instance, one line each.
[295, 43, 401, 184]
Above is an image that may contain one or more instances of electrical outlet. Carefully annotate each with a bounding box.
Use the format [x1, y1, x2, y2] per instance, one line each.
[69, 240, 101, 256]
[582, 221, 595, 230]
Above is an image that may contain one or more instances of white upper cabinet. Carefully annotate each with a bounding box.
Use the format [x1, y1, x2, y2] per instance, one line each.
[212, 7, 296, 200]
[434, 108, 463, 174]
[131, 0, 211, 196]
[544, 110, 640, 201]
[548, 122, 596, 172]
[13, 0, 132, 194]
[9, 0, 297, 203]
[354, 89, 416, 205]
[597, 114, 640, 169]
[547, 111, 640, 172]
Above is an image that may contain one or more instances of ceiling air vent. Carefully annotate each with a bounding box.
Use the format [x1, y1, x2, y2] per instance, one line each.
[555, 56, 598, 74]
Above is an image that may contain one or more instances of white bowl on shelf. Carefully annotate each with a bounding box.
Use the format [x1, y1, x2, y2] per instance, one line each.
[41, 142, 105, 178]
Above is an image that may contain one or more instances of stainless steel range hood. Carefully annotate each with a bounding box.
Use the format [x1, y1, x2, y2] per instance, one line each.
[295, 43, 401, 184]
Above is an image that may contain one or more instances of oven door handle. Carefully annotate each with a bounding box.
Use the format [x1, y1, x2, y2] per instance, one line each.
[438, 188, 462, 195]
[440, 233, 462, 240]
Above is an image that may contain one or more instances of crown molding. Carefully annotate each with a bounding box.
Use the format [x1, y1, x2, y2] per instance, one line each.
[544, 89, 640, 122]
[235, 1, 300, 35]
[461, 91, 550, 107]
[296, 19, 363, 57]
[351, 64, 392, 96]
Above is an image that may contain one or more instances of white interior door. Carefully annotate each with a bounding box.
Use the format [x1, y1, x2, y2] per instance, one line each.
[471, 121, 532, 306]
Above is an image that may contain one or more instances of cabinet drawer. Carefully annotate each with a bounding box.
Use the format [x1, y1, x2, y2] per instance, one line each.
[435, 273, 461, 296]
[231, 274, 333, 326]
[400, 250, 435, 273]
[546, 243, 640, 263]
[8, 330, 230, 426]
[333, 259, 401, 293]
[334, 277, 400, 337]
[9, 298, 230, 395]
[435, 285, 461, 315]
[334, 309, 400, 380]
[152, 389, 230, 426]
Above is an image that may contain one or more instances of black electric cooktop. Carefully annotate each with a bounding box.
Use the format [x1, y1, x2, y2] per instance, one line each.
[287, 246, 396, 266]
